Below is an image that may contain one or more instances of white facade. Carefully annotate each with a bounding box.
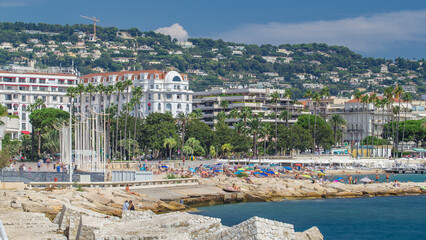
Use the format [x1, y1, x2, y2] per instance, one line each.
[343, 98, 412, 143]
[80, 70, 192, 118]
[0, 70, 77, 138]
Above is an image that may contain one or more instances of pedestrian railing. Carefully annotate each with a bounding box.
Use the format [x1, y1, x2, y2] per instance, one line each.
[27, 178, 199, 188]
[0, 219, 8, 240]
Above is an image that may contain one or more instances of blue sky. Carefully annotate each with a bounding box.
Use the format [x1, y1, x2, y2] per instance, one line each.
[1, 0, 426, 59]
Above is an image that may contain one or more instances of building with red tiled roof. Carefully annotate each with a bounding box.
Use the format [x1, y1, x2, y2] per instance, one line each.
[0, 70, 78, 139]
[79, 70, 192, 118]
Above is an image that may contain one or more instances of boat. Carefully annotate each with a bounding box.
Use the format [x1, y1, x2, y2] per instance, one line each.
[222, 187, 240, 193]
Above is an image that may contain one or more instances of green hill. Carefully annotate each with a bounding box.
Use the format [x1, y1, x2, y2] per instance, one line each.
[0, 22, 424, 99]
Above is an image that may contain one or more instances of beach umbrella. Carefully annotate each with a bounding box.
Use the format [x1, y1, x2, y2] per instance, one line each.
[283, 167, 292, 170]
[302, 175, 312, 179]
[161, 166, 168, 168]
[238, 168, 245, 171]
[189, 168, 196, 173]
[261, 168, 268, 172]
[360, 177, 372, 183]
[260, 173, 268, 177]
[246, 167, 254, 170]
[295, 164, 302, 167]
[335, 177, 343, 181]
[248, 164, 254, 166]
[234, 171, 243, 175]
[267, 171, 275, 174]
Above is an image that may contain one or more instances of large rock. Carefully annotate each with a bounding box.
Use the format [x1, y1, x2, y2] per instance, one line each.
[295, 226, 324, 240]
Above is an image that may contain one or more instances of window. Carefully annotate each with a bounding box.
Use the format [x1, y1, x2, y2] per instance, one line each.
[166, 94, 172, 99]
[184, 86, 188, 90]
[21, 113, 26, 120]
[6, 104, 12, 109]
[186, 104, 190, 111]
[5, 94, 12, 100]
[158, 94, 161, 100]
[92, 96, 95, 101]
[33, 96, 38, 101]
[3, 77, 15, 83]
[30, 78, 36, 83]
[155, 85, 159, 89]
[158, 103, 161, 110]
[60, 97, 63, 103]
[19, 78, 26, 83]
[13, 94, 18, 99]
[166, 103, 172, 111]
[53, 96, 57, 101]
[150, 85, 154, 89]
[177, 95, 180, 100]
[39, 87, 47, 91]
[85, 97, 89, 102]
[148, 104, 151, 111]
[22, 105, 26, 111]
[39, 79, 46, 84]
[13, 104, 18, 110]
[177, 103, 181, 109]
[186, 95, 189, 101]
[32, 86, 37, 91]
[172, 76, 181, 82]
[42, 96, 46, 102]
[22, 123, 26, 130]
[148, 94, 151, 100]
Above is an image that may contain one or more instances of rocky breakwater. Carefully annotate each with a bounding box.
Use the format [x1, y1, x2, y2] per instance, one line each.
[199, 175, 426, 201]
[0, 187, 324, 239]
[54, 203, 323, 239]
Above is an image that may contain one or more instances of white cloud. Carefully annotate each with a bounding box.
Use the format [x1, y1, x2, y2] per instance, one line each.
[155, 23, 189, 41]
[218, 10, 426, 52]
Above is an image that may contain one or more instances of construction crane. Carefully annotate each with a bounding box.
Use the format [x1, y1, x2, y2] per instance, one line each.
[80, 15, 100, 40]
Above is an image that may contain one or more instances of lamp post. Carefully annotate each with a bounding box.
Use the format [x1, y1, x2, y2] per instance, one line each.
[69, 104, 73, 183]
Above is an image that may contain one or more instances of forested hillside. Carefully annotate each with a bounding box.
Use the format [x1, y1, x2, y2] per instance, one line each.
[0, 22, 424, 99]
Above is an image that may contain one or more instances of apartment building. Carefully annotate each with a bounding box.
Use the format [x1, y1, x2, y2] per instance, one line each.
[0, 66, 78, 138]
[192, 88, 304, 128]
[343, 96, 412, 143]
[79, 70, 192, 118]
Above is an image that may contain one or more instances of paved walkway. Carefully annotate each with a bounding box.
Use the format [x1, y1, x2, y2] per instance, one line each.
[133, 185, 223, 201]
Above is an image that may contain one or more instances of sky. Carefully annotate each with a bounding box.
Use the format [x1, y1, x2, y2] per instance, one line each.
[0, 0, 426, 59]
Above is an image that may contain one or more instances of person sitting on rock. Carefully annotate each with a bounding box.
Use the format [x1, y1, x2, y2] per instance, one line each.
[245, 177, 254, 184]
[128, 200, 135, 211]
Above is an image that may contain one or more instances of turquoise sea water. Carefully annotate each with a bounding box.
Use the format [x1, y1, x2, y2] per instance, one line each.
[194, 196, 426, 240]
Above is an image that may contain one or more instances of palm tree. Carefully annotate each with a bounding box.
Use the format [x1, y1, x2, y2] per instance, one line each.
[247, 117, 264, 159]
[393, 85, 404, 155]
[66, 87, 77, 115]
[221, 143, 233, 160]
[131, 86, 143, 157]
[177, 110, 202, 159]
[76, 83, 85, 115]
[353, 89, 362, 156]
[220, 100, 229, 111]
[85, 83, 96, 113]
[105, 84, 115, 156]
[401, 92, 412, 155]
[304, 90, 313, 132]
[312, 92, 321, 153]
[374, 98, 385, 157]
[279, 110, 289, 127]
[114, 81, 125, 157]
[270, 91, 280, 155]
[163, 138, 177, 160]
[239, 107, 252, 125]
[384, 86, 394, 158]
[123, 79, 133, 154]
[0, 104, 8, 125]
[216, 111, 227, 123]
[392, 105, 400, 159]
[329, 114, 347, 148]
[368, 93, 378, 157]
[228, 108, 239, 121]
[234, 120, 245, 134]
[320, 87, 330, 117]
[360, 94, 369, 157]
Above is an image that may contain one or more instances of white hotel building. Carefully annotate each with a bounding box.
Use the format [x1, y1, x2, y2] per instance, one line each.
[79, 70, 192, 117]
[0, 67, 78, 139]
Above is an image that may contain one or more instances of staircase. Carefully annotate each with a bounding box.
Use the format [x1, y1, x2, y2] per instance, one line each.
[0, 212, 65, 240]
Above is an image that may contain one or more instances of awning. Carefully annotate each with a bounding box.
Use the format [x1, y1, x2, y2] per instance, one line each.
[412, 148, 426, 153]
[21, 131, 31, 135]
